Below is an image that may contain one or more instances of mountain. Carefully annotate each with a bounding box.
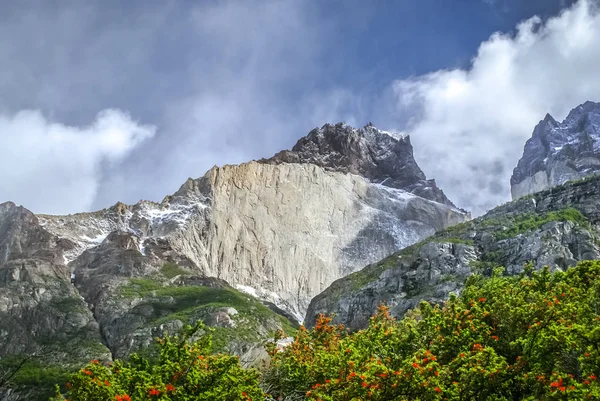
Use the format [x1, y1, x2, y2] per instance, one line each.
[261, 122, 455, 206]
[0, 123, 466, 399]
[306, 174, 600, 330]
[511, 101, 600, 199]
[35, 123, 467, 321]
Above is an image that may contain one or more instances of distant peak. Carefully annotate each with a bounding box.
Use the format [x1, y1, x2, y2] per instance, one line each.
[259, 121, 455, 206]
[315, 122, 407, 142]
[564, 100, 600, 123]
[542, 113, 557, 125]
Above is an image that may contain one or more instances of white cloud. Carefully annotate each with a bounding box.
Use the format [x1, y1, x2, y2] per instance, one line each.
[0, 109, 155, 214]
[391, 0, 600, 215]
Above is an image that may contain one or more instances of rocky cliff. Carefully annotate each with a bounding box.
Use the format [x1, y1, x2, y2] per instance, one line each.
[0, 202, 110, 401]
[38, 124, 468, 321]
[262, 122, 454, 206]
[0, 123, 467, 399]
[511, 101, 600, 199]
[306, 175, 600, 330]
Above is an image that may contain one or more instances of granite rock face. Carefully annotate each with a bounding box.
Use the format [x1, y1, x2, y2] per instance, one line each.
[262, 123, 455, 206]
[306, 176, 600, 331]
[38, 124, 467, 320]
[511, 101, 600, 199]
[38, 161, 467, 322]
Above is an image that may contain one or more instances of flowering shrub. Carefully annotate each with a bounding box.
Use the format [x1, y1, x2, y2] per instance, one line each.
[55, 260, 600, 400]
[265, 261, 600, 400]
[52, 322, 263, 400]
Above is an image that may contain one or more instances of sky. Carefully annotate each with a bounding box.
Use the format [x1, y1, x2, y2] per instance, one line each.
[1, 0, 598, 216]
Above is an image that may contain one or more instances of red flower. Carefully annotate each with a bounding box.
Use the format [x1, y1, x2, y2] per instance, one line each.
[149, 388, 160, 396]
[435, 387, 442, 393]
[104, 380, 110, 386]
[362, 381, 368, 388]
[478, 297, 486, 302]
[166, 384, 175, 392]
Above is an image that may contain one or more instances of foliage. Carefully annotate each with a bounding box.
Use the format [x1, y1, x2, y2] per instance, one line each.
[52, 322, 264, 401]
[265, 260, 600, 400]
[483, 207, 589, 240]
[160, 263, 188, 279]
[54, 260, 600, 400]
[119, 278, 297, 353]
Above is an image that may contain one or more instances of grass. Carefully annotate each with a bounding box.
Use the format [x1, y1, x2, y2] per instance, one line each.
[118, 278, 298, 353]
[0, 358, 74, 400]
[485, 207, 589, 240]
[160, 262, 187, 279]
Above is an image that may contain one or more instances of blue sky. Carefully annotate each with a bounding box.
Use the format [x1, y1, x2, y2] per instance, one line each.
[0, 0, 598, 215]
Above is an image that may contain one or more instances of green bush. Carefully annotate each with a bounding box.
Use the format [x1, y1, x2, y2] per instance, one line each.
[52, 323, 263, 401]
[56, 260, 600, 400]
[265, 260, 600, 400]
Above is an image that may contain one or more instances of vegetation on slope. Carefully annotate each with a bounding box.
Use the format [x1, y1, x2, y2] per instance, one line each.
[56, 260, 600, 400]
[117, 275, 298, 352]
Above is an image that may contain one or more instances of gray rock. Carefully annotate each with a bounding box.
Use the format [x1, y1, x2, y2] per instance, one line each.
[261, 122, 456, 206]
[306, 176, 600, 330]
[511, 101, 600, 199]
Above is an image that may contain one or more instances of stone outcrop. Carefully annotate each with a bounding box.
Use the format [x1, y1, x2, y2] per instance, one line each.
[262, 122, 455, 206]
[0, 202, 110, 401]
[306, 175, 600, 330]
[511, 101, 600, 199]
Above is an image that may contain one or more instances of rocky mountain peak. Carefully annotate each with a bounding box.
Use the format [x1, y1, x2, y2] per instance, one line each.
[260, 123, 455, 206]
[511, 101, 600, 199]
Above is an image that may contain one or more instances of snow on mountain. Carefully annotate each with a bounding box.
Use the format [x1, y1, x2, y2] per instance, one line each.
[511, 101, 600, 199]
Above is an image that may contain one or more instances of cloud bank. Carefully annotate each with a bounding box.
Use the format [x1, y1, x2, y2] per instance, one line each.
[0, 110, 154, 214]
[391, 0, 600, 215]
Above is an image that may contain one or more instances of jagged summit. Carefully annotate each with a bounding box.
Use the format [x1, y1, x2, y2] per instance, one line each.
[260, 122, 455, 206]
[511, 101, 600, 199]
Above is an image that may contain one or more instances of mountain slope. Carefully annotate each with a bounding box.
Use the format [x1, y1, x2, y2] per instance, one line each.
[306, 175, 600, 330]
[511, 101, 600, 199]
[38, 124, 467, 321]
[0, 123, 466, 399]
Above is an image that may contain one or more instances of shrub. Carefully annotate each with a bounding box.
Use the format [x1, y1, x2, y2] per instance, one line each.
[52, 323, 263, 401]
[55, 260, 600, 400]
[264, 261, 600, 400]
